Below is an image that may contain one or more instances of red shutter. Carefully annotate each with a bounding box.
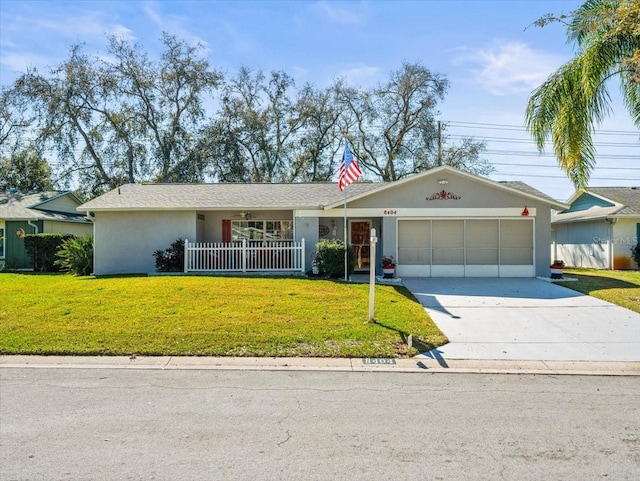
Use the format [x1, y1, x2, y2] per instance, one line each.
[222, 219, 231, 243]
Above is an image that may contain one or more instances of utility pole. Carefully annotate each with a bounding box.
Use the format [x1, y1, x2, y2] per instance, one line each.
[437, 120, 442, 166]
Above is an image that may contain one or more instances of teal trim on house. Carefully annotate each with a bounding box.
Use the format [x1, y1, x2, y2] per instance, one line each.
[4, 220, 42, 269]
[563, 193, 615, 213]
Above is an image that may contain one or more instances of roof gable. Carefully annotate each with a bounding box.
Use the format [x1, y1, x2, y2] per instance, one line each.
[0, 191, 89, 222]
[562, 192, 616, 213]
[554, 187, 640, 224]
[30, 191, 83, 213]
[325, 165, 566, 209]
[587, 187, 640, 215]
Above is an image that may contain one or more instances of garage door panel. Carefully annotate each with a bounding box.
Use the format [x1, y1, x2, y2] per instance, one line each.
[398, 220, 430, 265]
[500, 220, 533, 265]
[466, 220, 498, 265]
[432, 220, 463, 265]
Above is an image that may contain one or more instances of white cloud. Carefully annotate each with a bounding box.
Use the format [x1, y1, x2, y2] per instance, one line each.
[109, 25, 136, 42]
[312, 1, 367, 25]
[26, 11, 137, 42]
[453, 41, 566, 96]
[143, 2, 210, 51]
[336, 64, 381, 87]
[0, 52, 52, 72]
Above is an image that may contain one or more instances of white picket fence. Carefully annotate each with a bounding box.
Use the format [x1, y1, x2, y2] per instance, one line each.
[184, 239, 306, 273]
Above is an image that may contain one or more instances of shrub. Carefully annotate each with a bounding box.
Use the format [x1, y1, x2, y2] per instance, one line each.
[24, 233, 74, 272]
[55, 234, 94, 275]
[315, 239, 355, 278]
[631, 244, 640, 268]
[153, 238, 185, 272]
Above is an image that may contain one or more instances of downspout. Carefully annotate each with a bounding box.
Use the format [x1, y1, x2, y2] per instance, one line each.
[607, 218, 618, 270]
[27, 220, 39, 234]
[27, 220, 40, 271]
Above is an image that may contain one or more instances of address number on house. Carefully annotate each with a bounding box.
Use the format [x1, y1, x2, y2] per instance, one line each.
[362, 358, 396, 365]
[383, 210, 397, 215]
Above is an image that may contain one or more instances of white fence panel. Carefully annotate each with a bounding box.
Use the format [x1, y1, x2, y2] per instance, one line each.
[184, 239, 305, 273]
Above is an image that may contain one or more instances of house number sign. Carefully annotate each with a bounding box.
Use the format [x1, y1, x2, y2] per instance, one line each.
[383, 210, 397, 215]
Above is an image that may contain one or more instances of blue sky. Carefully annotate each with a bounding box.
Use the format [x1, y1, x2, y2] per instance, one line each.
[1, 0, 638, 200]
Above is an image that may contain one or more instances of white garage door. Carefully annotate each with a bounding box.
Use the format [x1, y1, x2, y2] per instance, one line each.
[397, 219, 534, 277]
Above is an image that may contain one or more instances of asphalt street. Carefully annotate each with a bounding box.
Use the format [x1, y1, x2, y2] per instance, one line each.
[1, 368, 639, 481]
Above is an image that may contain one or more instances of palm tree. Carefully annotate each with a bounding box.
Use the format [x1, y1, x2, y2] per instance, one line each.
[525, 0, 640, 188]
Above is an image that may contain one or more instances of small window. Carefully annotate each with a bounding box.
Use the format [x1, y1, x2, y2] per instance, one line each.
[0, 227, 4, 258]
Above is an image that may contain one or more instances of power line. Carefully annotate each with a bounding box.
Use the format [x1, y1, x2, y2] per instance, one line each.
[494, 172, 639, 181]
[485, 150, 639, 160]
[446, 120, 640, 136]
[447, 134, 639, 148]
[491, 162, 640, 170]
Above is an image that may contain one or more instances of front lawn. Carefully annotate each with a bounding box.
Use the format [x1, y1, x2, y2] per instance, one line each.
[0, 274, 446, 357]
[559, 269, 640, 313]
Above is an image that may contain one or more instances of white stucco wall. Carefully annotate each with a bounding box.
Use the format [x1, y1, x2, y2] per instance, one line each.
[295, 216, 319, 270]
[552, 218, 639, 270]
[94, 211, 196, 275]
[552, 221, 610, 269]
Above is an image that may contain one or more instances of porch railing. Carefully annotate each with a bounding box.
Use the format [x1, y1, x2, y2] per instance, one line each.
[184, 239, 306, 273]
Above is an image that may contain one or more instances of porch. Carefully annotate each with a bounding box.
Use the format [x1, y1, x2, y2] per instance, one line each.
[184, 239, 306, 273]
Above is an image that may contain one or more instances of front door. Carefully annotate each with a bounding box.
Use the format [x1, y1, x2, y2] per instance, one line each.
[350, 220, 371, 271]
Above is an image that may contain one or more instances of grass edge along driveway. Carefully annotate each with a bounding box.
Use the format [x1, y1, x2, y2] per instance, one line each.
[558, 268, 640, 314]
[0, 274, 447, 358]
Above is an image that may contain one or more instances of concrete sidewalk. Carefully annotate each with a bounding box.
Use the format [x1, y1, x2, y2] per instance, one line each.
[403, 278, 640, 363]
[1, 355, 639, 376]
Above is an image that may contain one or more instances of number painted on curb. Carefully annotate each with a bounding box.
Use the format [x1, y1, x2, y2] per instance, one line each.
[362, 358, 396, 365]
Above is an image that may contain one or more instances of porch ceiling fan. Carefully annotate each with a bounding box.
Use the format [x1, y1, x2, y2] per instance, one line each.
[232, 211, 252, 220]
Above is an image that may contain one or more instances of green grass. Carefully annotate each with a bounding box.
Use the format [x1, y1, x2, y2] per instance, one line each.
[0, 274, 447, 358]
[558, 269, 640, 313]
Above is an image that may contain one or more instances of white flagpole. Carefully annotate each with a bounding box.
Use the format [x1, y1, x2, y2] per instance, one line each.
[344, 187, 348, 281]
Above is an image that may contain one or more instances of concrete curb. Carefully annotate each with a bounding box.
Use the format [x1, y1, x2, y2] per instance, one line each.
[1, 355, 639, 376]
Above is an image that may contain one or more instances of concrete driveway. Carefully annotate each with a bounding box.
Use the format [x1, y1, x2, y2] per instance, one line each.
[403, 278, 640, 362]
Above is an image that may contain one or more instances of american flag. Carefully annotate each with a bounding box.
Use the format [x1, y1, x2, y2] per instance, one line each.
[338, 140, 362, 191]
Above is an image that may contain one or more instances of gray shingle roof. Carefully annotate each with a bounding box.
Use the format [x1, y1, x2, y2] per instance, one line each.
[0, 191, 90, 222]
[79, 175, 562, 212]
[498, 181, 559, 204]
[552, 187, 640, 223]
[588, 187, 640, 215]
[78, 182, 383, 211]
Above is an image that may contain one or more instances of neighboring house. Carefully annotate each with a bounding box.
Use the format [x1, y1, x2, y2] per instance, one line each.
[552, 187, 640, 270]
[77, 165, 566, 278]
[0, 190, 93, 270]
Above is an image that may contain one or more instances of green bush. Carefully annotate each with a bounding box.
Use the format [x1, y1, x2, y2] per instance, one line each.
[631, 243, 640, 268]
[315, 239, 355, 278]
[24, 233, 74, 272]
[153, 238, 185, 272]
[55, 235, 94, 275]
